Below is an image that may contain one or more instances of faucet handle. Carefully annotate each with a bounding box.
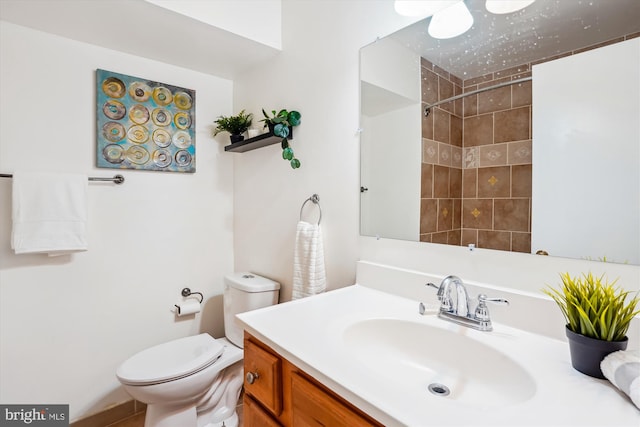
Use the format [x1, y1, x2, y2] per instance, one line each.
[474, 294, 509, 321]
[426, 282, 452, 311]
[426, 282, 440, 291]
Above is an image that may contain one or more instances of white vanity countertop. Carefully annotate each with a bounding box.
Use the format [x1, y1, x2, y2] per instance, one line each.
[237, 284, 640, 426]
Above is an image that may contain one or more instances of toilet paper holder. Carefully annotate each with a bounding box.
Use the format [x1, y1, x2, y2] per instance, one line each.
[180, 287, 204, 303]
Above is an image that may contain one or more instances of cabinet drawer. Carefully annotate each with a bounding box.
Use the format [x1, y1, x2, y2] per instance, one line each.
[243, 395, 282, 427]
[291, 372, 380, 427]
[244, 339, 283, 416]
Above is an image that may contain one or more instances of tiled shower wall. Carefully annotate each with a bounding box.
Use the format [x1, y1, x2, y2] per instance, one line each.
[420, 59, 532, 252]
[419, 34, 639, 253]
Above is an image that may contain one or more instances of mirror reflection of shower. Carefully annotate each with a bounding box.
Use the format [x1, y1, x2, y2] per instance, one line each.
[360, 0, 640, 265]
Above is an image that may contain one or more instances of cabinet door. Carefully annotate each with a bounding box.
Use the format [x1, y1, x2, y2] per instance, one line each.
[244, 395, 282, 427]
[291, 372, 380, 427]
[244, 339, 283, 416]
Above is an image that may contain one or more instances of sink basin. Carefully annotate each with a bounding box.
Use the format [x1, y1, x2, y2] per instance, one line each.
[342, 318, 536, 408]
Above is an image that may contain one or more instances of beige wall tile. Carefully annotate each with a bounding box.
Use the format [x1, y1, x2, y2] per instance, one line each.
[450, 168, 462, 198]
[433, 108, 450, 143]
[507, 140, 532, 165]
[421, 163, 433, 198]
[422, 138, 438, 164]
[420, 199, 438, 233]
[461, 229, 478, 246]
[450, 115, 462, 147]
[512, 232, 532, 253]
[462, 199, 493, 229]
[477, 86, 511, 115]
[432, 231, 449, 244]
[494, 106, 530, 143]
[462, 168, 477, 198]
[447, 229, 462, 245]
[422, 106, 434, 139]
[494, 64, 530, 79]
[438, 142, 452, 166]
[478, 230, 511, 251]
[463, 146, 479, 169]
[512, 80, 532, 108]
[511, 164, 532, 198]
[433, 165, 450, 198]
[439, 76, 454, 114]
[494, 198, 530, 232]
[422, 68, 439, 105]
[479, 143, 508, 167]
[477, 166, 510, 198]
[451, 146, 463, 169]
[453, 198, 462, 229]
[463, 92, 478, 117]
[463, 114, 493, 146]
[438, 198, 454, 231]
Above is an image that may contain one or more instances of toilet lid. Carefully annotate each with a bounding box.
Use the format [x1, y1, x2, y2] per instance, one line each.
[117, 333, 225, 385]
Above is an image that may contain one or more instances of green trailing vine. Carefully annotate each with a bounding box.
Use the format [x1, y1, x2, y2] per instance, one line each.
[261, 109, 302, 169]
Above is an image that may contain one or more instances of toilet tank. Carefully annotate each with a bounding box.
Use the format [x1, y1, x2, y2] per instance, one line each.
[223, 272, 280, 348]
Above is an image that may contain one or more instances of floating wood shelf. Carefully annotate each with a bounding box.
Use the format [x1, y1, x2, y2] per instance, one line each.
[224, 128, 293, 153]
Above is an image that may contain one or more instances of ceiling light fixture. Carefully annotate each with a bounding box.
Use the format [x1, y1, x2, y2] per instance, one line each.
[485, 0, 535, 14]
[428, 1, 474, 39]
[394, 0, 460, 18]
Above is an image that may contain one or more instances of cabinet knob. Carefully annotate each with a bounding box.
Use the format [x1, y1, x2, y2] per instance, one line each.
[246, 371, 260, 384]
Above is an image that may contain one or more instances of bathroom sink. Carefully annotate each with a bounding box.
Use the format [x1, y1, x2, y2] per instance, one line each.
[342, 318, 537, 408]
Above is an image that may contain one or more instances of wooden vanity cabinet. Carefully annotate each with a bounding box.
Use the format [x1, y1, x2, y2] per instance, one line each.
[243, 332, 383, 427]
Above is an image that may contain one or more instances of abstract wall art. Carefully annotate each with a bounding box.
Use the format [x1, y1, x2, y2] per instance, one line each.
[96, 69, 196, 173]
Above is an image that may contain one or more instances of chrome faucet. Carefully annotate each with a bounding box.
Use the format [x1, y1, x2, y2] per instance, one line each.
[423, 275, 509, 332]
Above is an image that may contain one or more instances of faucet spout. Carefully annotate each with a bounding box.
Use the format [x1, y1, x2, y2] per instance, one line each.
[440, 275, 469, 316]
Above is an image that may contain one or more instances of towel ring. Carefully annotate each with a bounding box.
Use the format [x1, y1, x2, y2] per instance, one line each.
[300, 194, 322, 225]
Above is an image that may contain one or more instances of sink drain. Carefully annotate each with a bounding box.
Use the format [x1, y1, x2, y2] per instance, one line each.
[428, 383, 450, 397]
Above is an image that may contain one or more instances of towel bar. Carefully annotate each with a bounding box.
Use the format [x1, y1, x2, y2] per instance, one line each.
[300, 194, 322, 225]
[0, 173, 125, 184]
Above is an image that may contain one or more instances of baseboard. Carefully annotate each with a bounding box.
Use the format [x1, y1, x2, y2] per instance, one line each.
[70, 400, 146, 427]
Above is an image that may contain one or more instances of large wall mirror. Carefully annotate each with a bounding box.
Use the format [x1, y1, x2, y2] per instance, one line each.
[360, 0, 640, 265]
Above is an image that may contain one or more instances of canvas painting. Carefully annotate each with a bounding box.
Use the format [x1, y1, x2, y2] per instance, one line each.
[96, 69, 196, 173]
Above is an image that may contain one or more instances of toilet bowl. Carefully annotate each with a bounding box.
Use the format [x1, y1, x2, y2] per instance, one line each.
[116, 273, 280, 427]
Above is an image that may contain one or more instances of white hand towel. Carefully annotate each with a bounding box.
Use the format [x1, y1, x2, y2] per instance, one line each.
[292, 221, 326, 300]
[601, 349, 640, 409]
[11, 172, 88, 256]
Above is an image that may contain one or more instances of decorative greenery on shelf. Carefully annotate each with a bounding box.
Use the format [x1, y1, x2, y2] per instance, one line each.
[261, 108, 302, 169]
[543, 272, 640, 341]
[213, 109, 253, 141]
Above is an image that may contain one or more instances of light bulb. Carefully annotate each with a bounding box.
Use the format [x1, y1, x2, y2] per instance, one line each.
[485, 0, 535, 14]
[428, 1, 474, 39]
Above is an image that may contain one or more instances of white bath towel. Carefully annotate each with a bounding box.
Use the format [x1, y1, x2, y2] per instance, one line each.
[11, 172, 88, 256]
[601, 349, 640, 409]
[292, 221, 326, 300]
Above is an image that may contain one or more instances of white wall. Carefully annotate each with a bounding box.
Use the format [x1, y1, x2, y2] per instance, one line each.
[0, 22, 234, 421]
[360, 104, 421, 241]
[233, 0, 639, 302]
[232, 0, 420, 301]
[360, 37, 422, 241]
[532, 38, 640, 265]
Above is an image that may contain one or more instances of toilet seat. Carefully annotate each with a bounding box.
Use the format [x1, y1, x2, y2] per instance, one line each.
[117, 333, 224, 386]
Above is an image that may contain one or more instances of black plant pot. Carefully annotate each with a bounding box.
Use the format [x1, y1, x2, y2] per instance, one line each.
[229, 134, 244, 143]
[565, 326, 628, 379]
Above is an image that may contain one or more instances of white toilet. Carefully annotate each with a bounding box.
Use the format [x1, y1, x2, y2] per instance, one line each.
[116, 273, 280, 427]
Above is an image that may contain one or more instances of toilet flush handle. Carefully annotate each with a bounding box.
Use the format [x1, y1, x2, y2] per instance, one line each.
[246, 371, 260, 384]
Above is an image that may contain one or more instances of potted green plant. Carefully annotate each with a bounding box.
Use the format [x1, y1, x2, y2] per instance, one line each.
[543, 272, 639, 378]
[261, 109, 302, 169]
[213, 109, 253, 143]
